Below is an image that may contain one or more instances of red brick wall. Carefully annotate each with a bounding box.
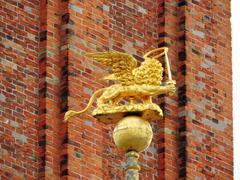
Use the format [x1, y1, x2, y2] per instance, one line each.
[185, 0, 232, 178]
[0, 0, 43, 178]
[0, 0, 232, 179]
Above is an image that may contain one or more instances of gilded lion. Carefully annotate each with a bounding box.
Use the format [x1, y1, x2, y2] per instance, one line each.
[64, 47, 176, 123]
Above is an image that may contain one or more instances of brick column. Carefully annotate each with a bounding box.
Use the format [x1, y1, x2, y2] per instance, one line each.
[159, 0, 233, 179]
[1, 0, 44, 178]
[184, 0, 232, 178]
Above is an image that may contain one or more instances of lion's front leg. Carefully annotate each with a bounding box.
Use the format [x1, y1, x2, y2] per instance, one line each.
[106, 96, 120, 106]
[128, 96, 136, 105]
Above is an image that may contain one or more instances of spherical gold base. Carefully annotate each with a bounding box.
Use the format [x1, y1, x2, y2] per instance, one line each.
[113, 116, 153, 152]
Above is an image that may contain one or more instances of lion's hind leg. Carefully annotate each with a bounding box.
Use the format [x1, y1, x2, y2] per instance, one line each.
[96, 86, 122, 107]
[141, 96, 152, 104]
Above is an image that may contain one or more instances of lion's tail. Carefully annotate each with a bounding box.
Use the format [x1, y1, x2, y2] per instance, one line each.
[64, 88, 106, 122]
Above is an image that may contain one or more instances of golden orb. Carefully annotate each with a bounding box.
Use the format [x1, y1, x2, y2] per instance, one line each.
[113, 116, 153, 152]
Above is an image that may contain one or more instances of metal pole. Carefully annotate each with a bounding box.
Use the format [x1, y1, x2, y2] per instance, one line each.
[125, 151, 140, 180]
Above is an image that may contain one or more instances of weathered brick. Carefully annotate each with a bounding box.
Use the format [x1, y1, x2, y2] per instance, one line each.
[102, 5, 110, 12]
[10, 121, 19, 128]
[83, 87, 93, 96]
[137, 6, 147, 14]
[201, 59, 215, 68]
[193, 81, 205, 91]
[12, 132, 27, 143]
[69, 4, 82, 14]
[83, 120, 93, 127]
[190, 29, 205, 38]
[202, 118, 227, 132]
[0, 94, 6, 102]
[202, 45, 214, 57]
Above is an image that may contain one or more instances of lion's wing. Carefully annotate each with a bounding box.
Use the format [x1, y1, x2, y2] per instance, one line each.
[86, 52, 137, 85]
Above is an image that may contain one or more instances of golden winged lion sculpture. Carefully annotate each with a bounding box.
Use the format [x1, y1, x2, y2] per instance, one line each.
[64, 47, 176, 124]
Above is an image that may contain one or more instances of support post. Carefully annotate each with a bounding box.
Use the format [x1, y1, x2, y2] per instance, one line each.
[126, 151, 140, 180]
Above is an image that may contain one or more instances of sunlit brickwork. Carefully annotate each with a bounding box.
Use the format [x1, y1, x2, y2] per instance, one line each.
[0, 0, 232, 179]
